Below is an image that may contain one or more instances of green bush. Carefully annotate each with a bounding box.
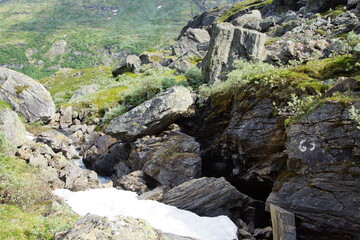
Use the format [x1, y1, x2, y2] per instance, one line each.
[185, 67, 202, 89]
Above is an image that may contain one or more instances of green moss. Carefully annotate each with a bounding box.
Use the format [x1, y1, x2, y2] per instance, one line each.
[321, 5, 346, 19]
[0, 100, 11, 110]
[217, 0, 272, 22]
[15, 85, 29, 94]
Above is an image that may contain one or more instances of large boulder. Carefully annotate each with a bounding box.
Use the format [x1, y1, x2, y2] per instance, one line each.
[0, 108, 28, 147]
[172, 28, 210, 57]
[162, 177, 248, 217]
[306, 0, 347, 13]
[129, 131, 202, 187]
[267, 102, 360, 239]
[106, 86, 194, 141]
[202, 23, 266, 84]
[0, 67, 55, 122]
[55, 214, 196, 240]
[232, 10, 262, 31]
[112, 55, 141, 77]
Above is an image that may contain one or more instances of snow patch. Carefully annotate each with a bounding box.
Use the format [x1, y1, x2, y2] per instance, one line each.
[53, 188, 238, 240]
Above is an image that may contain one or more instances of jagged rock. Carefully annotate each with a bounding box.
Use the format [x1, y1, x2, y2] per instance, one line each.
[221, 100, 286, 186]
[270, 204, 296, 240]
[0, 67, 55, 122]
[112, 55, 141, 77]
[272, 0, 306, 11]
[253, 226, 272, 239]
[113, 162, 131, 180]
[232, 10, 262, 31]
[267, 102, 360, 239]
[139, 51, 165, 65]
[68, 84, 98, 102]
[60, 161, 100, 191]
[106, 86, 194, 141]
[37, 129, 79, 160]
[59, 106, 72, 129]
[0, 108, 28, 147]
[202, 23, 266, 84]
[83, 135, 128, 176]
[137, 186, 167, 201]
[114, 170, 149, 194]
[170, 58, 193, 73]
[55, 214, 196, 240]
[129, 131, 201, 187]
[172, 28, 210, 57]
[162, 177, 248, 217]
[306, 0, 347, 13]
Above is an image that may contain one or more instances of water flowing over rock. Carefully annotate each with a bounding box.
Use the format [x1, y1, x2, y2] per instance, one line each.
[162, 177, 248, 217]
[106, 86, 194, 141]
[172, 28, 210, 57]
[0, 67, 55, 122]
[129, 130, 202, 187]
[202, 23, 266, 84]
[0, 108, 28, 147]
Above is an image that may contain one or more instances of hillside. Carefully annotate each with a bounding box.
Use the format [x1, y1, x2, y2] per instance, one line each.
[0, 0, 245, 79]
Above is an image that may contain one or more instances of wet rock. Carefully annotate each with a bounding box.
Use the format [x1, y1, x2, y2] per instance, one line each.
[0, 108, 28, 147]
[202, 23, 266, 84]
[172, 28, 210, 57]
[0, 67, 55, 122]
[129, 131, 201, 187]
[106, 86, 194, 141]
[162, 177, 248, 217]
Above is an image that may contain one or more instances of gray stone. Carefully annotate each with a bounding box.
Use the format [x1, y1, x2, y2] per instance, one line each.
[59, 106, 72, 128]
[106, 86, 193, 141]
[270, 204, 296, 240]
[232, 10, 262, 31]
[115, 170, 148, 194]
[68, 84, 98, 102]
[0, 67, 55, 122]
[353, 43, 360, 57]
[162, 177, 248, 217]
[306, 0, 347, 13]
[137, 186, 167, 201]
[0, 108, 28, 147]
[129, 131, 202, 187]
[202, 23, 266, 84]
[112, 55, 141, 77]
[172, 28, 210, 56]
[44, 40, 67, 60]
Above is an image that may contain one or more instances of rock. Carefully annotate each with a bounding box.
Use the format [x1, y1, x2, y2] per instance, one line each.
[137, 186, 167, 201]
[29, 153, 48, 167]
[272, 0, 306, 11]
[129, 131, 201, 187]
[68, 84, 98, 102]
[0, 67, 55, 122]
[0, 108, 28, 147]
[114, 170, 149, 194]
[306, 0, 347, 13]
[112, 55, 141, 77]
[326, 77, 360, 97]
[59, 106, 72, 129]
[170, 58, 193, 74]
[44, 40, 67, 60]
[55, 214, 196, 240]
[253, 226, 272, 239]
[162, 177, 248, 217]
[202, 23, 266, 84]
[270, 204, 296, 240]
[37, 129, 79, 160]
[354, 43, 360, 57]
[172, 28, 210, 57]
[139, 51, 165, 65]
[60, 161, 100, 191]
[232, 10, 262, 31]
[106, 86, 194, 141]
[113, 162, 131, 180]
[347, 0, 358, 9]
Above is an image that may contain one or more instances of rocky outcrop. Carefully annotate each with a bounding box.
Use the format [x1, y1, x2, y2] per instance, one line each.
[202, 23, 266, 84]
[0, 108, 28, 147]
[112, 55, 141, 77]
[68, 84, 98, 102]
[232, 10, 262, 31]
[106, 86, 194, 141]
[267, 102, 360, 239]
[114, 170, 149, 194]
[129, 131, 202, 187]
[172, 28, 210, 57]
[55, 214, 196, 240]
[306, 0, 347, 13]
[162, 177, 248, 217]
[0, 67, 55, 122]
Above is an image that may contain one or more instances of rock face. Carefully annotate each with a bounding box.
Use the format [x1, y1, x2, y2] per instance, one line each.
[306, 0, 347, 13]
[55, 214, 195, 240]
[232, 10, 262, 31]
[129, 131, 202, 187]
[267, 102, 360, 239]
[202, 23, 266, 84]
[68, 84, 98, 102]
[106, 86, 194, 141]
[172, 28, 210, 57]
[0, 67, 55, 122]
[272, 0, 306, 11]
[162, 177, 248, 217]
[0, 108, 28, 147]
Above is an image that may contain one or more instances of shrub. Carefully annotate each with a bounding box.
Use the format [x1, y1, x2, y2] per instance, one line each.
[185, 67, 202, 89]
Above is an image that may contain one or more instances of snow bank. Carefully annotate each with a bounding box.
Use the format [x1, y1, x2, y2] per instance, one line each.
[53, 188, 238, 240]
